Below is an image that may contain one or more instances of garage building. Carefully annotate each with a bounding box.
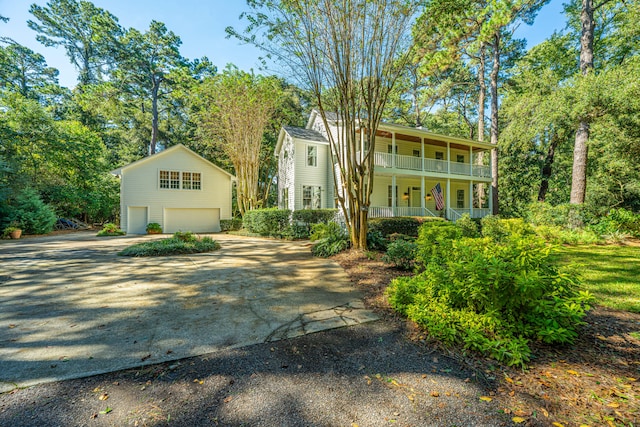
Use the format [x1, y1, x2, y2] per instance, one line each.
[111, 144, 235, 234]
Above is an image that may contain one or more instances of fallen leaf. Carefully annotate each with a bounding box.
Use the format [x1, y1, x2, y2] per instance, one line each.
[193, 379, 204, 385]
[352, 424, 359, 427]
[479, 396, 492, 402]
[505, 376, 514, 384]
[99, 407, 112, 415]
[90, 413, 98, 419]
[430, 391, 439, 397]
[578, 424, 591, 427]
[596, 335, 607, 341]
[8, 324, 16, 328]
[607, 402, 620, 408]
[542, 409, 549, 417]
[92, 387, 102, 393]
[223, 396, 233, 403]
[626, 377, 637, 382]
[566, 370, 579, 376]
[552, 423, 565, 427]
[98, 393, 109, 401]
[514, 410, 530, 417]
[512, 417, 526, 423]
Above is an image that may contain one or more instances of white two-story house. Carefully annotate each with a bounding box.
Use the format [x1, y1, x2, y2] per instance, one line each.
[275, 110, 493, 221]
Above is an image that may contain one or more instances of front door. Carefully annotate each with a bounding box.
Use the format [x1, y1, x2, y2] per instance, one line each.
[411, 187, 422, 208]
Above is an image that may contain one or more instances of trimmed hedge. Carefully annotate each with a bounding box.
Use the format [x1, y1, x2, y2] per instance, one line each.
[243, 208, 291, 237]
[220, 218, 243, 232]
[368, 216, 445, 237]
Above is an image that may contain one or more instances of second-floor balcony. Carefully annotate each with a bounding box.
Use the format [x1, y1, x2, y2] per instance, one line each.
[369, 152, 491, 179]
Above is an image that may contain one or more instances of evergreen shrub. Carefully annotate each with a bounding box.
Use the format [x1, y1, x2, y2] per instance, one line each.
[4, 188, 56, 235]
[388, 218, 593, 367]
[243, 208, 291, 237]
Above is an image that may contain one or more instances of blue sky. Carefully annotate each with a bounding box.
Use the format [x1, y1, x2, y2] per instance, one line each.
[1, 0, 568, 89]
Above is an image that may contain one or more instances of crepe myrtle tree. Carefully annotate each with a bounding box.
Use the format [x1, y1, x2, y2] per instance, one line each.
[229, 0, 420, 249]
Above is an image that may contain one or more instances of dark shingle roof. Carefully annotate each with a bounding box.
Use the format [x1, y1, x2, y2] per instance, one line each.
[283, 126, 328, 143]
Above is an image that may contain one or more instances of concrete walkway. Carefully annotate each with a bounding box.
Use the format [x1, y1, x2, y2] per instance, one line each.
[0, 232, 377, 392]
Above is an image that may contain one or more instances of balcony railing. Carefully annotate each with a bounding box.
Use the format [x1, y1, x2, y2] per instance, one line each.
[364, 152, 491, 178]
[369, 206, 491, 221]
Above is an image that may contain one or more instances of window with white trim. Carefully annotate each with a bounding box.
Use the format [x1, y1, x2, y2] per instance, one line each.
[303, 185, 321, 209]
[182, 172, 201, 190]
[457, 154, 465, 163]
[159, 170, 201, 190]
[457, 189, 465, 209]
[387, 185, 398, 207]
[435, 151, 444, 160]
[307, 145, 317, 167]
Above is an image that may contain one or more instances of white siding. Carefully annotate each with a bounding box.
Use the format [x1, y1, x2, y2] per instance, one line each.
[278, 134, 296, 210]
[294, 139, 331, 209]
[119, 146, 233, 233]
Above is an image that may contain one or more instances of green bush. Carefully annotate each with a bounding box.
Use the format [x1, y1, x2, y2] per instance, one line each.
[383, 239, 418, 270]
[415, 221, 461, 267]
[368, 217, 443, 238]
[97, 223, 126, 236]
[590, 208, 640, 238]
[535, 225, 602, 245]
[526, 202, 587, 230]
[4, 188, 57, 235]
[310, 222, 349, 257]
[119, 232, 219, 256]
[220, 218, 243, 232]
[367, 229, 388, 251]
[455, 213, 479, 237]
[387, 232, 593, 368]
[291, 209, 338, 238]
[146, 222, 162, 233]
[481, 216, 534, 242]
[243, 208, 291, 237]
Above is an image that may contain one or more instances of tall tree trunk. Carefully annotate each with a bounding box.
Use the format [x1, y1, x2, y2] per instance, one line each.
[570, 0, 595, 204]
[476, 43, 486, 207]
[489, 33, 500, 215]
[150, 78, 160, 155]
[538, 131, 559, 202]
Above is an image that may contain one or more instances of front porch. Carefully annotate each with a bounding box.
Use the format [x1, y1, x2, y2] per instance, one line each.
[367, 175, 492, 222]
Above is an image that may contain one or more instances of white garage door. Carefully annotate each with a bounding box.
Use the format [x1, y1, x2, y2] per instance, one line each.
[164, 208, 220, 233]
[127, 206, 148, 234]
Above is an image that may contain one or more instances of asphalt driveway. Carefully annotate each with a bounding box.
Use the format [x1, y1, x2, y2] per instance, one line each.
[0, 232, 376, 392]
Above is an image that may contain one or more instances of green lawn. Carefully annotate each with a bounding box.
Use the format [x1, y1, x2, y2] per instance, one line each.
[557, 244, 640, 313]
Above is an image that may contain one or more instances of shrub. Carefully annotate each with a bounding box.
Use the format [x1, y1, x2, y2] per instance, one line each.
[146, 222, 162, 233]
[480, 216, 534, 242]
[387, 234, 593, 367]
[97, 223, 126, 236]
[291, 209, 338, 239]
[220, 218, 243, 232]
[243, 208, 291, 237]
[526, 202, 587, 230]
[415, 221, 461, 267]
[455, 213, 479, 237]
[310, 222, 349, 257]
[119, 232, 219, 256]
[366, 229, 388, 251]
[383, 239, 418, 270]
[590, 208, 640, 238]
[4, 188, 56, 235]
[368, 217, 442, 237]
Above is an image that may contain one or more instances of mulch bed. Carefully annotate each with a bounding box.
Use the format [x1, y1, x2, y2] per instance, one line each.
[332, 249, 640, 427]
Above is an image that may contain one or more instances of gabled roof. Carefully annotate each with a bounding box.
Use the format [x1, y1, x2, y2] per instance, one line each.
[275, 126, 329, 155]
[306, 109, 339, 129]
[110, 144, 236, 179]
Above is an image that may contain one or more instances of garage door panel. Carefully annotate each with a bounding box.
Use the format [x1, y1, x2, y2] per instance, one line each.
[164, 208, 220, 233]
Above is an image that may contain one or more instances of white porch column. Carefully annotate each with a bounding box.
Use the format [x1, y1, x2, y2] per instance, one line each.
[469, 181, 474, 218]
[446, 178, 451, 220]
[421, 176, 425, 216]
[447, 142, 451, 173]
[469, 146, 473, 176]
[421, 137, 425, 171]
[392, 174, 397, 217]
[392, 132, 396, 168]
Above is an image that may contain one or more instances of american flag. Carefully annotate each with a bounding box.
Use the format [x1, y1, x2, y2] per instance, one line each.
[431, 183, 445, 211]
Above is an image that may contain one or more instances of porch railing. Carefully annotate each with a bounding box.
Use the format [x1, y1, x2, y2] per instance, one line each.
[365, 151, 490, 179]
[369, 206, 440, 219]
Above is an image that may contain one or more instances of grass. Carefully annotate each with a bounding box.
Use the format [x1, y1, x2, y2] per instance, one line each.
[118, 232, 220, 257]
[557, 243, 640, 313]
